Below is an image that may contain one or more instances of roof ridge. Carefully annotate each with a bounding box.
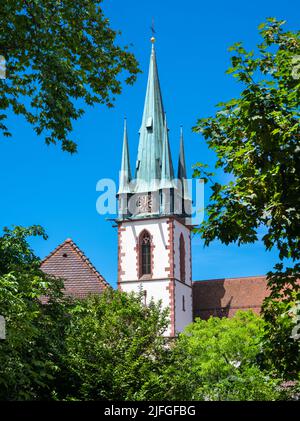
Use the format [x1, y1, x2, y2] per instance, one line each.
[41, 238, 110, 288]
[192, 275, 267, 284]
[67, 238, 110, 288]
[41, 239, 69, 265]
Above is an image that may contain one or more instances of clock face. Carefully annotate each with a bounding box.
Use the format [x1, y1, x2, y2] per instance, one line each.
[136, 194, 152, 214]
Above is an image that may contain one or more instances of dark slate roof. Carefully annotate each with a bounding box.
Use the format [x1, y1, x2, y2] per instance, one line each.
[192, 276, 270, 320]
[40, 238, 109, 299]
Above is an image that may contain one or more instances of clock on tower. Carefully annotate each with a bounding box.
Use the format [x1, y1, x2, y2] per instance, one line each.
[136, 193, 152, 214]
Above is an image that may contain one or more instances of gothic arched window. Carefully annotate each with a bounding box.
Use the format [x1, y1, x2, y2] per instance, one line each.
[139, 230, 152, 277]
[179, 234, 186, 282]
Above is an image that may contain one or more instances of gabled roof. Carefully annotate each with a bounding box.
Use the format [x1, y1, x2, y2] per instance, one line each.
[41, 238, 109, 298]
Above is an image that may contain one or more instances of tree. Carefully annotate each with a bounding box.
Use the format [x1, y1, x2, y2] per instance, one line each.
[62, 289, 171, 400]
[193, 18, 300, 300]
[0, 226, 295, 400]
[262, 293, 300, 379]
[0, 0, 140, 152]
[162, 311, 283, 401]
[0, 225, 72, 400]
[0, 226, 172, 401]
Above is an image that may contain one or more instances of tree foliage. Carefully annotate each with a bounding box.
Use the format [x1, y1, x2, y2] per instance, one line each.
[159, 311, 283, 401]
[0, 227, 172, 400]
[0, 226, 72, 400]
[262, 294, 300, 379]
[62, 289, 171, 401]
[193, 18, 300, 299]
[0, 0, 140, 152]
[0, 226, 297, 401]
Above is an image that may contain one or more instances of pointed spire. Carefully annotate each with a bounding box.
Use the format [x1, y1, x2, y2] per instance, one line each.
[177, 127, 190, 200]
[135, 42, 165, 193]
[160, 115, 175, 189]
[118, 119, 132, 195]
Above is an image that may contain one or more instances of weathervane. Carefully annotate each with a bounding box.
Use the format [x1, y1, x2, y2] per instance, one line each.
[150, 17, 156, 43]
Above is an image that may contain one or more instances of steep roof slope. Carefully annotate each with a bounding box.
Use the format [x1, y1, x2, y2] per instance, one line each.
[41, 238, 109, 298]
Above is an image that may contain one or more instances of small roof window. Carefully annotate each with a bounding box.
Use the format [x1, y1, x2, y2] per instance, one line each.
[146, 116, 153, 128]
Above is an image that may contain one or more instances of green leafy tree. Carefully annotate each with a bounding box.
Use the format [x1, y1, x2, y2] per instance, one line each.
[193, 18, 300, 300]
[162, 311, 283, 401]
[0, 226, 71, 400]
[62, 289, 171, 400]
[0, 226, 295, 400]
[0, 226, 173, 401]
[0, 0, 140, 152]
[262, 294, 300, 379]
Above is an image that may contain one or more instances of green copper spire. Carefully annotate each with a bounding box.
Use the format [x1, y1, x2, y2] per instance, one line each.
[118, 119, 132, 195]
[160, 115, 175, 189]
[177, 127, 190, 200]
[135, 42, 165, 193]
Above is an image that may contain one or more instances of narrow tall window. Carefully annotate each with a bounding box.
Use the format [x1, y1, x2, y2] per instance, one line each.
[140, 230, 151, 276]
[182, 295, 185, 311]
[179, 234, 186, 282]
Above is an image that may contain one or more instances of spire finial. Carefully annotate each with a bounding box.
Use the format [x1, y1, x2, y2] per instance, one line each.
[150, 17, 156, 43]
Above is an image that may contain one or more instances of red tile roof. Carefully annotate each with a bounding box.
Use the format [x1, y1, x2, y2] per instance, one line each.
[192, 276, 270, 319]
[40, 238, 109, 299]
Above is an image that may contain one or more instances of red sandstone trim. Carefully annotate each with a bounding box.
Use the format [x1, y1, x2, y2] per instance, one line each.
[189, 230, 193, 312]
[167, 218, 175, 336]
[167, 219, 175, 279]
[120, 278, 192, 286]
[118, 215, 193, 231]
[179, 233, 186, 283]
[135, 229, 155, 280]
[117, 225, 126, 289]
[167, 280, 175, 337]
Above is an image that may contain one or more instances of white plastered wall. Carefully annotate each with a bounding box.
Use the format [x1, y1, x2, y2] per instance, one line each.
[173, 220, 193, 333]
[174, 280, 193, 333]
[120, 218, 170, 281]
[121, 280, 171, 336]
[119, 218, 172, 336]
[118, 217, 193, 336]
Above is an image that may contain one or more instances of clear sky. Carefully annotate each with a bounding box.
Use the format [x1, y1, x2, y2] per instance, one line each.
[0, 0, 298, 287]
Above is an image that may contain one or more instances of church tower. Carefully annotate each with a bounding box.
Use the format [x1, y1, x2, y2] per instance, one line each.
[116, 39, 193, 336]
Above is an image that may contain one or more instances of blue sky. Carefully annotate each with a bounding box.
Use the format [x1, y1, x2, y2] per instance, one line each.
[0, 0, 298, 287]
